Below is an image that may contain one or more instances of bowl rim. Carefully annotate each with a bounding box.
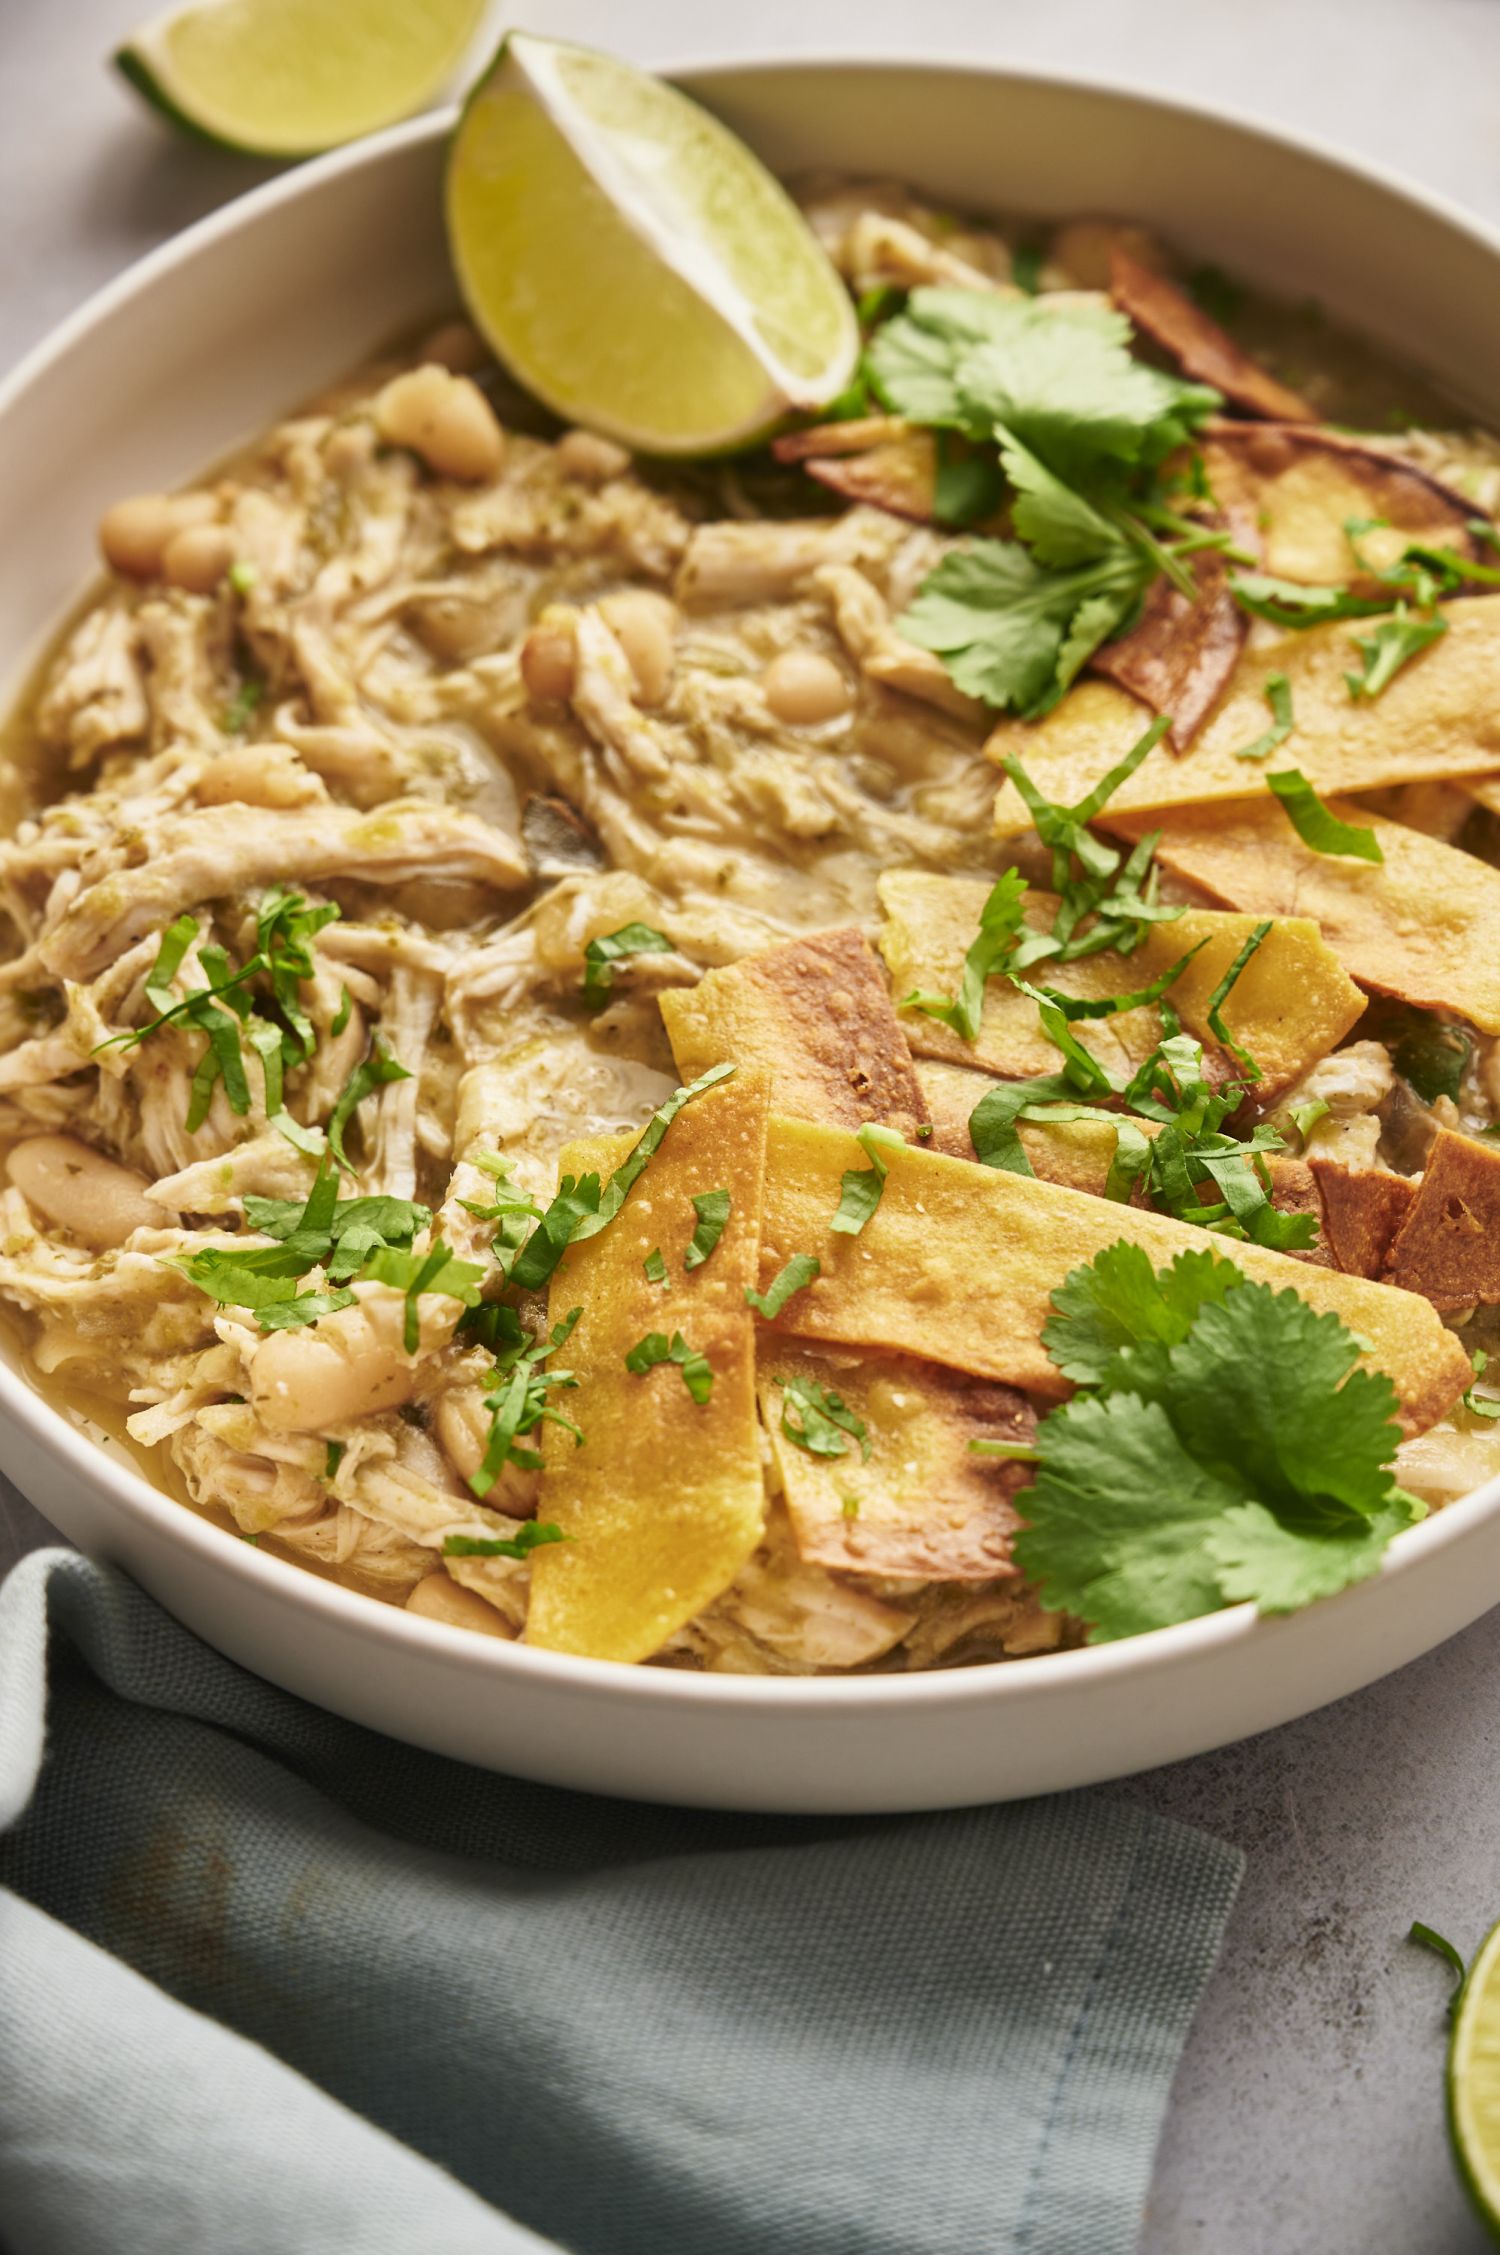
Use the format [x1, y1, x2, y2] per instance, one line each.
[6, 48, 1500, 1713]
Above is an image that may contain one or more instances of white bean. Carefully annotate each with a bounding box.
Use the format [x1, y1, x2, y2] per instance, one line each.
[374, 365, 504, 482]
[161, 523, 236, 593]
[599, 591, 676, 706]
[406, 1573, 515, 1637]
[97, 490, 216, 580]
[521, 616, 578, 704]
[761, 649, 853, 726]
[555, 428, 631, 483]
[7, 1135, 157, 1248]
[249, 1288, 449, 1432]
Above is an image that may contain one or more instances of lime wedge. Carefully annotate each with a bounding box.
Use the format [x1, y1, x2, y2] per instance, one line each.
[1450, 1921, 1500, 2237]
[116, 0, 486, 159]
[446, 33, 860, 454]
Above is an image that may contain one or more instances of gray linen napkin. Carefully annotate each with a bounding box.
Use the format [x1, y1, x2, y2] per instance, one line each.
[0, 1547, 1242, 2255]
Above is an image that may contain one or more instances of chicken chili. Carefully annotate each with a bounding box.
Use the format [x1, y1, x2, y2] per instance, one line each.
[6, 180, 1500, 1670]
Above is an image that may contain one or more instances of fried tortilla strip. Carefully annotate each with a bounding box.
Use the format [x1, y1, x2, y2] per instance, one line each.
[660, 928, 930, 1138]
[1384, 1128, 1500, 1310]
[1089, 552, 1246, 748]
[917, 1056, 1328, 1264]
[527, 1073, 769, 1663]
[759, 1114, 1468, 1434]
[760, 1343, 1034, 1581]
[1204, 422, 1478, 589]
[1310, 1160, 1418, 1281]
[990, 598, 1500, 835]
[1109, 797, 1500, 1034]
[878, 871, 1364, 1099]
[1110, 250, 1317, 423]
[771, 416, 940, 522]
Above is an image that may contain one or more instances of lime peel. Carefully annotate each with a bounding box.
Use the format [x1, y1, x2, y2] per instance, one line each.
[117, 0, 487, 159]
[445, 32, 859, 455]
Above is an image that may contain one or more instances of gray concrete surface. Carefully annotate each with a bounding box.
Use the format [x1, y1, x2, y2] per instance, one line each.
[5, 4, 1500, 2249]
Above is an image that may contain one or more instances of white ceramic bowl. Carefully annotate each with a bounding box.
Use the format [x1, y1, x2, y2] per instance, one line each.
[7, 58, 1500, 1813]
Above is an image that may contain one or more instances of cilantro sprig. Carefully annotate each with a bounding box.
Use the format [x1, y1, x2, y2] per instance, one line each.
[1012, 1242, 1423, 1641]
[99, 889, 340, 1142]
[868, 288, 1226, 713]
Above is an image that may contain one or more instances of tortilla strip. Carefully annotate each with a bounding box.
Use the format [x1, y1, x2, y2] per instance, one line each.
[771, 416, 940, 523]
[760, 1343, 1034, 1581]
[1310, 1160, 1418, 1281]
[527, 1073, 770, 1663]
[1089, 552, 1246, 749]
[1110, 250, 1318, 423]
[877, 871, 1364, 1099]
[912, 1056, 1328, 1264]
[1203, 422, 1478, 589]
[1383, 1128, 1500, 1310]
[660, 928, 930, 1138]
[758, 1114, 1468, 1434]
[990, 597, 1500, 835]
[1108, 797, 1500, 1034]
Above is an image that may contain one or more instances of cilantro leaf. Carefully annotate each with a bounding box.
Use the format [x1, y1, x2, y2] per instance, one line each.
[968, 1070, 1081, 1176]
[1388, 1007, 1471, 1105]
[327, 1036, 411, 1174]
[1015, 1246, 1418, 1641]
[744, 1252, 821, 1319]
[1267, 769, 1384, 863]
[830, 1124, 904, 1237]
[683, 1188, 731, 1271]
[443, 1523, 567, 1560]
[1233, 671, 1294, 762]
[776, 1374, 871, 1462]
[581, 923, 673, 1009]
[624, 1329, 713, 1404]
[359, 1241, 485, 1354]
[643, 1247, 668, 1286]
[1345, 605, 1448, 700]
[902, 867, 1030, 1042]
[899, 537, 1148, 715]
[1229, 573, 1392, 628]
[508, 1063, 735, 1291]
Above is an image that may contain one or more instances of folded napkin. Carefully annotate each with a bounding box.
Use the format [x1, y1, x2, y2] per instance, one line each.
[0, 1547, 1242, 2255]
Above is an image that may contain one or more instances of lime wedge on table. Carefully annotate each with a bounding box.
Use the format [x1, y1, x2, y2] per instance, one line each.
[446, 33, 860, 454]
[116, 0, 486, 158]
[1451, 1920, 1500, 2237]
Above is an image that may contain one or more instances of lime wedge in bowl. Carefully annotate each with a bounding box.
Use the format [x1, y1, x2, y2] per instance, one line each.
[446, 32, 860, 454]
[1451, 1920, 1500, 2239]
[116, 0, 486, 158]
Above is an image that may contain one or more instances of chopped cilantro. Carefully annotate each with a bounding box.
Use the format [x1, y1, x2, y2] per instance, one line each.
[683, 1188, 731, 1271]
[745, 1252, 821, 1319]
[228, 559, 259, 595]
[1465, 1349, 1500, 1422]
[443, 1522, 567, 1560]
[903, 867, 1031, 1040]
[507, 1063, 735, 1293]
[323, 1440, 345, 1481]
[840, 1493, 861, 1519]
[831, 1124, 903, 1237]
[1009, 242, 1045, 296]
[1388, 1007, 1471, 1105]
[776, 1374, 871, 1462]
[624, 1329, 713, 1404]
[326, 1036, 412, 1174]
[1229, 573, 1392, 628]
[581, 922, 673, 1009]
[1288, 1097, 1330, 1141]
[1203, 921, 1271, 1083]
[220, 670, 265, 735]
[1345, 605, 1448, 699]
[360, 1240, 484, 1353]
[643, 1247, 668, 1285]
[1266, 769, 1384, 863]
[468, 1310, 582, 1497]
[1014, 1242, 1423, 1640]
[1233, 672, 1294, 762]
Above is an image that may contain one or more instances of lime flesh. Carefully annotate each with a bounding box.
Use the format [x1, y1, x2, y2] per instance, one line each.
[446, 33, 859, 454]
[117, 0, 486, 158]
[1451, 1920, 1500, 2239]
